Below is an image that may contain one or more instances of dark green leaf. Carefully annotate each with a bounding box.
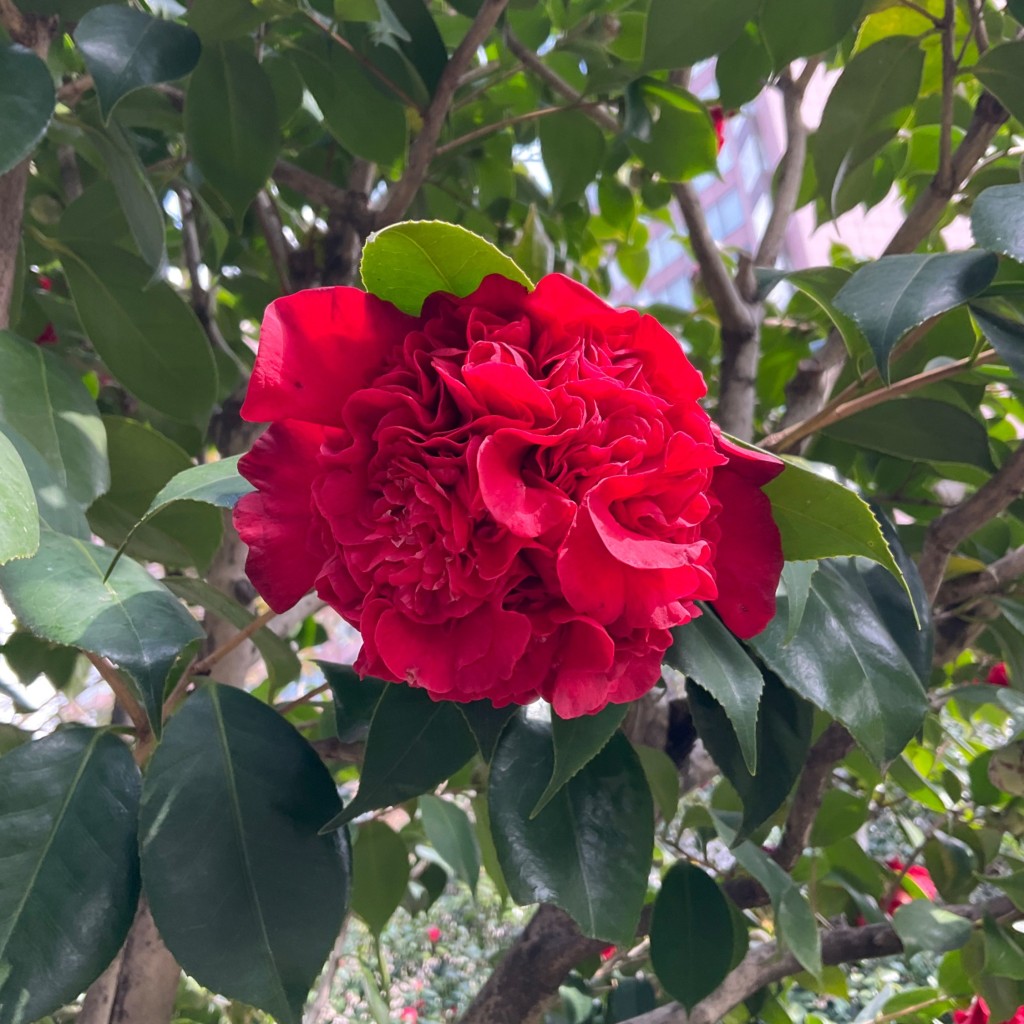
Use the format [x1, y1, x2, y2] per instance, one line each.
[420, 795, 480, 894]
[0, 530, 203, 732]
[822, 398, 993, 468]
[607, 978, 657, 1022]
[759, 0, 861, 68]
[184, 41, 279, 219]
[971, 183, 1024, 262]
[833, 251, 998, 381]
[74, 6, 201, 121]
[971, 300, 1024, 381]
[973, 41, 1024, 127]
[0, 331, 108, 509]
[984, 917, 1024, 980]
[0, 433, 38, 566]
[540, 110, 606, 205]
[643, 0, 759, 70]
[322, 663, 386, 743]
[923, 833, 977, 903]
[531, 704, 627, 817]
[186, 0, 268, 41]
[0, 44, 55, 177]
[811, 35, 923, 212]
[750, 560, 928, 764]
[457, 701, 517, 762]
[381, 0, 447, 95]
[489, 717, 653, 944]
[0, 728, 140, 1024]
[360, 220, 533, 316]
[688, 672, 813, 840]
[350, 819, 409, 937]
[629, 83, 717, 182]
[716, 24, 772, 110]
[633, 744, 680, 820]
[650, 863, 735, 1010]
[782, 561, 816, 643]
[0, 631, 84, 692]
[61, 244, 218, 424]
[893, 903, 972, 958]
[321, 684, 477, 829]
[141, 685, 349, 1024]
[668, 610, 763, 773]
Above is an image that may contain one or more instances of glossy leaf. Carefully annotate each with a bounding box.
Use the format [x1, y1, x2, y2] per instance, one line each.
[185, 42, 279, 219]
[971, 301, 1024, 381]
[531, 703, 628, 817]
[759, 0, 861, 68]
[782, 561, 816, 644]
[973, 41, 1024, 127]
[322, 683, 477, 829]
[833, 251, 998, 381]
[971, 183, 1024, 262]
[74, 5, 201, 121]
[361, 221, 533, 315]
[540, 110, 606, 205]
[489, 716, 653, 944]
[650, 862, 735, 1010]
[643, 0, 759, 69]
[350, 820, 410, 937]
[633, 744, 680, 821]
[141, 685, 350, 1024]
[892, 903, 972, 958]
[0, 728, 141, 1024]
[322, 663, 386, 743]
[751, 560, 928, 764]
[61, 244, 218, 424]
[0, 530, 203, 731]
[0, 44, 55, 177]
[381, 0, 447, 96]
[629, 83, 717, 183]
[0, 433, 38, 566]
[420, 795, 480, 894]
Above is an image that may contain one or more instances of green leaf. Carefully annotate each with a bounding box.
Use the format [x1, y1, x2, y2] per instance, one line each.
[971, 184, 1024, 262]
[290, 35, 407, 166]
[321, 684, 477, 829]
[457, 702, 517, 762]
[607, 978, 657, 1022]
[971, 300, 1024, 381]
[360, 221, 533, 316]
[321, 663, 386, 743]
[782, 561, 817, 644]
[510, 204, 555, 283]
[74, 5, 201, 121]
[688, 672, 813, 841]
[716, 24, 772, 110]
[0, 44, 55, 177]
[923, 833, 977, 903]
[759, 0, 861, 67]
[165, 577, 300, 691]
[667, 610, 763, 773]
[650, 862, 735, 1010]
[833, 251, 998, 381]
[629, 82, 717, 183]
[808, 788, 869, 848]
[750, 560, 928, 765]
[61, 244, 218, 424]
[973, 41, 1024, 127]
[0, 530, 203, 732]
[892, 902, 972, 957]
[540, 110, 606, 205]
[643, 0, 759, 70]
[184, 41, 279, 219]
[350, 820, 409, 937]
[811, 35, 923, 212]
[633, 744, 680, 821]
[186, 0, 268, 41]
[0, 331, 109, 509]
[988, 740, 1024, 797]
[0, 728, 140, 1024]
[0, 631, 84, 692]
[88, 417, 222, 571]
[531, 704, 628, 817]
[140, 685, 349, 1024]
[822, 398, 994, 468]
[0, 724, 30, 756]
[764, 457, 906, 591]
[377, 0, 447, 96]
[988, 871, 1024, 912]
[983, 917, 1024, 980]
[0, 433, 38, 566]
[420, 795, 480, 895]
[489, 716, 653, 945]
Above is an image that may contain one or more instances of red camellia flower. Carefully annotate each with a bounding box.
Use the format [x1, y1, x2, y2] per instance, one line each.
[426, 925, 441, 943]
[884, 859, 937, 915]
[235, 274, 784, 717]
[988, 662, 1010, 687]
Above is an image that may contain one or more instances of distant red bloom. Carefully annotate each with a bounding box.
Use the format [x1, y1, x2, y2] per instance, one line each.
[884, 859, 937, 914]
[956, 998, 990, 1024]
[38, 275, 52, 292]
[709, 106, 731, 153]
[988, 662, 1010, 687]
[34, 275, 57, 345]
[600, 945, 616, 961]
[400, 1008, 418, 1022]
[427, 925, 441, 943]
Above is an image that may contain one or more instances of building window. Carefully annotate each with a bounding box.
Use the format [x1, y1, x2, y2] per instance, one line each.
[707, 190, 745, 240]
[739, 133, 765, 193]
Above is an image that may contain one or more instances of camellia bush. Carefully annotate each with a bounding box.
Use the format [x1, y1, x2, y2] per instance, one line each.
[6, 1, 1024, 1024]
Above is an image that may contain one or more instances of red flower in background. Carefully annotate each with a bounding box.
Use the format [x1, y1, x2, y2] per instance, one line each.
[235, 274, 783, 717]
[988, 662, 1010, 687]
[426, 925, 441, 943]
[709, 106, 735, 154]
[34, 275, 58, 346]
[954, 998, 1024, 1024]
[884, 859, 937, 915]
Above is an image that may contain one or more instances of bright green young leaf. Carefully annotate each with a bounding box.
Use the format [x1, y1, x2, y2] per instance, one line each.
[74, 5, 201, 121]
[540, 111, 606, 205]
[643, 0, 759, 70]
[0, 44, 55, 177]
[489, 717, 653, 945]
[0, 728, 141, 1024]
[321, 682, 478, 829]
[973, 41, 1024, 127]
[833, 251, 998, 381]
[141, 685, 350, 1024]
[629, 83, 717, 183]
[0, 530, 203, 732]
[350, 820, 410, 937]
[361, 221, 533, 316]
[650, 863, 735, 1010]
[759, 0, 862, 68]
[61, 244, 217, 424]
[0, 433, 38, 566]
[971, 183, 1024, 262]
[530, 704, 627, 817]
[822, 397, 993, 468]
[892, 903, 972, 958]
[751, 560, 928, 765]
[811, 35, 923, 211]
[184, 41, 279, 219]
[633, 744, 680, 821]
[0, 331, 108, 509]
[420, 795, 480, 895]
[667, 610, 764, 773]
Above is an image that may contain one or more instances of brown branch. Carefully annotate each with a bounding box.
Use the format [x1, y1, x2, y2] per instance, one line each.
[191, 606, 278, 676]
[435, 103, 606, 157]
[919, 441, 1024, 603]
[56, 73, 94, 107]
[254, 189, 293, 294]
[376, 0, 512, 226]
[85, 652, 153, 762]
[938, 542, 1024, 608]
[276, 681, 331, 716]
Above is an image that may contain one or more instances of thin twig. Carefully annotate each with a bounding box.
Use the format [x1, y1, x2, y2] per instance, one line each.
[938, 0, 956, 192]
[191, 607, 278, 676]
[57, 74, 94, 107]
[85, 652, 152, 758]
[896, 0, 943, 24]
[276, 681, 331, 716]
[938, 543, 1024, 607]
[254, 189, 293, 294]
[435, 103, 605, 156]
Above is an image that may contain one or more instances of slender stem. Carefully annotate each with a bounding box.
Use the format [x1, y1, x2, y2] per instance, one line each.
[191, 607, 278, 676]
[85, 652, 152, 761]
[938, 0, 956, 192]
[435, 103, 603, 157]
[276, 681, 331, 716]
[896, 0, 943, 24]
